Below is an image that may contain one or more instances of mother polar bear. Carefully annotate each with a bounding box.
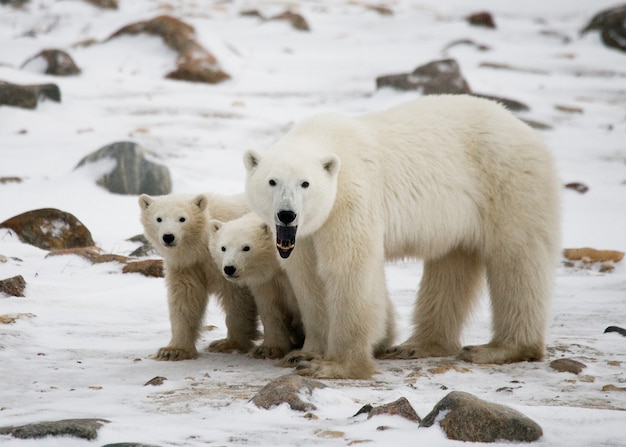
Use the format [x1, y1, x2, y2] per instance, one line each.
[243, 94, 561, 380]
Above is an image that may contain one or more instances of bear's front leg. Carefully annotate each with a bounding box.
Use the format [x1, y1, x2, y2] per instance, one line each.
[154, 268, 208, 361]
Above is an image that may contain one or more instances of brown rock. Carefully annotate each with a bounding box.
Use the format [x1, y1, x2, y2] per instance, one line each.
[107, 15, 230, 84]
[122, 259, 164, 278]
[0, 81, 61, 109]
[269, 11, 310, 31]
[250, 374, 327, 412]
[467, 11, 496, 29]
[602, 384, 626, 392]
[0, 177, 23, 184]
[549, 358, 587, 375]
[83, 0, 117, 8]
[0, 275, 26, 297]
[21, 49, 81, 76]
[0, 208, 94, 250]
[376, 59, 471, 94]
[581, 5, 626, 52]
[46, 246, 129, 265]
[366, 397, 421, 423]
[420, 391, 543, 443]
[563, 248, 624, 263]
[564, 182, 589, 194]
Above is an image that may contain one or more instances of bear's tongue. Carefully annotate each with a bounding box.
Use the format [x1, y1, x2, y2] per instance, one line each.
[276, 225, 297, 259]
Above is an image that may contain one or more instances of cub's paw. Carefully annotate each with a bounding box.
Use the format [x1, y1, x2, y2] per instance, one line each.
[153, 347, 197, 361]
[248, 345, 288, 360]
[277, 350, 320, 368]
[207, 338, 249, 354]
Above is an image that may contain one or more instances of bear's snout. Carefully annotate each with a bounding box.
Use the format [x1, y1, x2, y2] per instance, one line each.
[223, 265, 237, 277]
[162, 233, 176, 246]
[277, 210, 297, 225]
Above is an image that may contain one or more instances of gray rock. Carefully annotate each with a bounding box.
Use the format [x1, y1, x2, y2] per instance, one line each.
[0, 275, 26, 297]
[420, 391, 543, 443]
[0, 418, 109, 440]
[376, 59, 471, 95]
[21, 49, 81, 76]
[75, 141, 172, 195]
[0, 80, 60, 109]
[250, 374, 327, 412]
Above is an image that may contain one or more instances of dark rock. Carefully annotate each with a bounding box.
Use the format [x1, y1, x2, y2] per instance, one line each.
[0, 418, 109, 440]
[269, 11, 310, 31]
[75, 141, 172, 195]
[353, 403, 374, 417]
[21, 49, 81, 76]
[250, 374, 327, 412]
[420, 391, 543, 443]
[144, 376, 167, 386]
[564, 182, 589, 194]
[84, 0, 118, 8]
[376, 59, 471, 94]
[550, 358, 587, 374]
[604, 326, 626, 336]
[581, 5, 626, 52]
[472, 93, 530, 112]
[366, 397, 421, 423]
[520, 118, 552, 131]
[0, 208, 95, 250]
[107, 15, 230, 84]
[0, 275, 26, 297]
[129, 243, 157, 257]
[467, 11, 496, 29]
[102, 444, 162, 447]
[0, 0, 29, 5]
[0, 176, 23, 184]
[0, 80, 60, 109]
[122, 259, 164, 277]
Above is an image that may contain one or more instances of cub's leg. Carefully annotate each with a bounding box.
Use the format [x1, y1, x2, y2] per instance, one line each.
[385, 249, 484, 359]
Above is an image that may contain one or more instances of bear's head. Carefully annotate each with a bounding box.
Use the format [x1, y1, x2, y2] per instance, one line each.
[243, 149, 340, 259]
[208, 213, 277, 286]
[138, 194, 208, 260]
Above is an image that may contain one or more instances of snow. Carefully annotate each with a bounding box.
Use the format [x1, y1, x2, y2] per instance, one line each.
[1, 1, 625, 446]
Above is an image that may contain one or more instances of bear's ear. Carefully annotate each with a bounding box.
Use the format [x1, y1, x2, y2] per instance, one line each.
[243, 150, 261, 173]
[208, 219, 223, 234]
[139, 194, 153, 210]
[321, 154, 341, 178]
[192, 194, 208, 212]
[260, 222, 271, 235]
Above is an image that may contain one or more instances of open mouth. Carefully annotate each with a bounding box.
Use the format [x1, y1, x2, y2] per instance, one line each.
[276, 225, 297, 258]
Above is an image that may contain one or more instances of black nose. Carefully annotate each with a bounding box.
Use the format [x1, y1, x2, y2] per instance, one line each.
[224, 265, 236, 276]
[277, 210, 296, 225]
[162, 233, 175, 244]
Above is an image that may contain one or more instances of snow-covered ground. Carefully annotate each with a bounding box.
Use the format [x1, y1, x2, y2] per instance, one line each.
[1, 1, 625, 445]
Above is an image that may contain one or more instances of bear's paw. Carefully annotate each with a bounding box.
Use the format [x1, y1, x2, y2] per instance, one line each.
[153, 346, 198, 361]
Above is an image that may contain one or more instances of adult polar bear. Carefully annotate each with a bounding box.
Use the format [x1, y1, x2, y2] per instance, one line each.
[244, 94, 561, 380]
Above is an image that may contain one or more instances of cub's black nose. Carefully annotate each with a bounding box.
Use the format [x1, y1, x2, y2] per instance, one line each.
[224, 265, 236, 276]
[162, 233, 175, 244]
[277, 210, 297, 225]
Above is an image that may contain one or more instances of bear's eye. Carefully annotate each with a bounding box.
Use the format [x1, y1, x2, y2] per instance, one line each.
[156, 217, 162, 223]
[179, 217, 186, 223]
[221, 246, 226, 252]
[301, 181, 310, 188]
[243, 246, 250, 252]
[269, 179, 276, 187]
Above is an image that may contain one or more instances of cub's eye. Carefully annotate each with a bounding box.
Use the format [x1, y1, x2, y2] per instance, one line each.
[243, 246, 250, 252]
[269, 179, 276, 186]
[179, 217, 186, 223]
[156, 217, 162, 223]
[221, 246, 226, 252]
[301, 181, 310, 188]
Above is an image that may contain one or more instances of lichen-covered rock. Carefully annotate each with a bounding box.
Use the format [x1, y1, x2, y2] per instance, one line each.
[250, 374, 327, 412]
[420, 391, 543, 443]
[0, 208, 95, 250]
[0, 418, 109, 440]
[0, 275, 26, 297]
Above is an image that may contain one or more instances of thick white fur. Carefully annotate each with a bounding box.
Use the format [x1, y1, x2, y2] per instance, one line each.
[208, 212, 305, 359]
[139, 193, 260, 360]
[243, 94, 561, 379]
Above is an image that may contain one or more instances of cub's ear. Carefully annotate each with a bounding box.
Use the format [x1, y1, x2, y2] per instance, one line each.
[321, 154, 341, 178]
[139, 194, 153, 210]
[192, 194, 208, 212]
[243, 150, 261, 173]
[209, 219, 223, 234]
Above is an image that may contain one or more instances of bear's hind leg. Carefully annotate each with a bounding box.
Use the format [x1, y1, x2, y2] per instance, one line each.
[384, 249, 484, 359]
[458, 247, 552, 364]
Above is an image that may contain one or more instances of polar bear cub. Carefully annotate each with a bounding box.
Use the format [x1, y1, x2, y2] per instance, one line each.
[209, 213, 305, 359]
[139, 193, 260, 360]
[244, 94, 561, 379]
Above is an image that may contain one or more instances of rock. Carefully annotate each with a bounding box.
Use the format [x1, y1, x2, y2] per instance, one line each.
[250, 374, 327, 412]
[363, 397, 421, 423]
[0, 0, 29, 5]
[122, 259, 164, 277]
[602, 384, 626, 392]
[467, 11, 496, 29]
[563, 248, 624, 263]
[75, 141, 172, 195]
[0, 208, 95, 250]
[581, 5, 626, 52]
[21, 49, 81, 76]
[0, 80, 61, 109]
[144, 376, 167, 386]
[0, 313, 35, 324]
[0, 275, 26, 297]
[84, 0, 117, 8]
[269, 11, 310, 31]
[376, 59, 471, 94]
[549, 358, 587, 374]
[0, 418, 109, 440]
[604, 326, 626, 337]
[107, 15, 230, 84]
[0, 176, 23, 184]
[564, 182, 589, 194]
[420, 391, 543, 443]
[47, 246, 129, 265]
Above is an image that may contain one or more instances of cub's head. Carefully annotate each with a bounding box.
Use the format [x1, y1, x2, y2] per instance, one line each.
[209, 214, 278, 285]
[138, 194, 208, 255]
[243, 148, 340, 259]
